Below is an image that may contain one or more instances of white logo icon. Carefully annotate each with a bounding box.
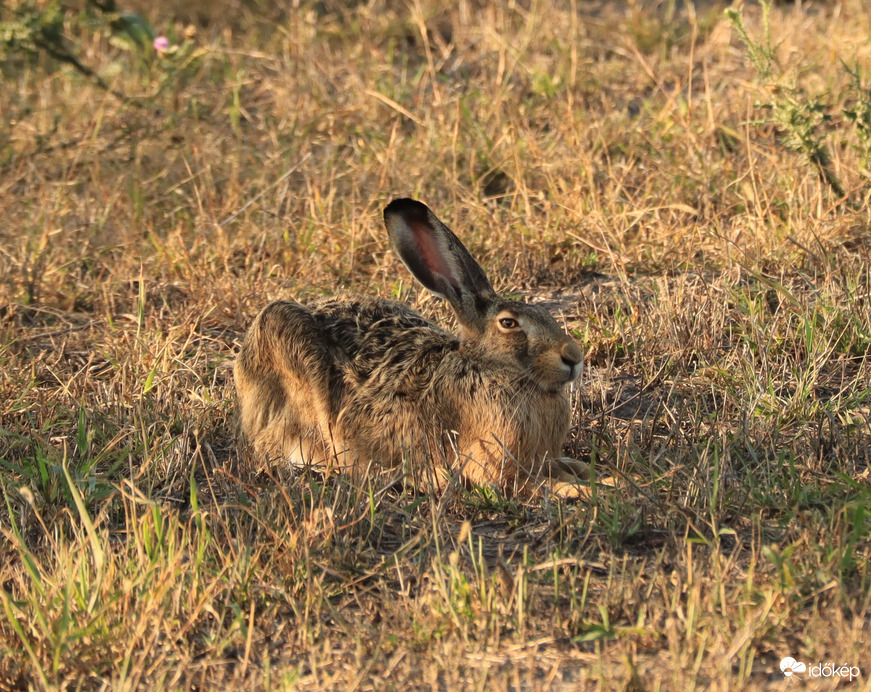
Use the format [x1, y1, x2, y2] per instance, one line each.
[780, 657, 807, 677]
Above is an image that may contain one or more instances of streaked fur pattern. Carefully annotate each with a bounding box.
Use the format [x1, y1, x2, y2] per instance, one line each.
[235, 199, 587, 495]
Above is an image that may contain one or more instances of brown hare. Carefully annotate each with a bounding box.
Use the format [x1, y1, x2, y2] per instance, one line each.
[234, 199, 588, 496]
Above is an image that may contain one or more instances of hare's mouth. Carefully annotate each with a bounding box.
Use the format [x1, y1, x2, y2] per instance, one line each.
[535, 355, 581, 391]
[554, 362, 581, 389]
[562, 361, 582, 384]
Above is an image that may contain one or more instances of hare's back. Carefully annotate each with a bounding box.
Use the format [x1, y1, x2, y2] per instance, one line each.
[304, 296, 433, 356]
[310, 296, 429, 328]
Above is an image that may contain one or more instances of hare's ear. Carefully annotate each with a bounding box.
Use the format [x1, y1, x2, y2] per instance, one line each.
[384, 199, 496, 330]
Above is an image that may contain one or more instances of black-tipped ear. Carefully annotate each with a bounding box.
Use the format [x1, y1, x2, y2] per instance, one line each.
[383, 199, 496, 329]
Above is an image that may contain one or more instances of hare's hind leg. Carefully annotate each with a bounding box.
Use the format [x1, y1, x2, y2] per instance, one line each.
[235, 301, 344, 469]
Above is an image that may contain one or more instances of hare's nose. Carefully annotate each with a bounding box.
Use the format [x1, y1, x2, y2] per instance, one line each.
[560, 341, 582, 368]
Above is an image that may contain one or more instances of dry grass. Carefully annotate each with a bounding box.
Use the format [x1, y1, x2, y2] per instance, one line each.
[1, 0, 870, 689]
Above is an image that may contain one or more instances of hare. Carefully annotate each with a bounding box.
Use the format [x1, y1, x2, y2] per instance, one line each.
[234, 199, 588, 496]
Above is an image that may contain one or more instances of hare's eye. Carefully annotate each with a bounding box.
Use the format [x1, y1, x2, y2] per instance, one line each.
[498, 317, 519, 330]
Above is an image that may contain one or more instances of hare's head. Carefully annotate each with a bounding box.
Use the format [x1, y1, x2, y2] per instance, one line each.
[384, 199, 582, 393]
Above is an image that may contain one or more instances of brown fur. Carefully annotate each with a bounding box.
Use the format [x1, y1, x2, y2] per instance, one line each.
[234, 200, 587, 495]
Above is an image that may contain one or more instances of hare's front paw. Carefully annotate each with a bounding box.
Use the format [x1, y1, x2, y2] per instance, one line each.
[544, 457, 592, 499]
[553, 456, 591, 482]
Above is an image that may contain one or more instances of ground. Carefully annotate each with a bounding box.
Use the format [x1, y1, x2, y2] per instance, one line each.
[1, 0, 870, 689]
